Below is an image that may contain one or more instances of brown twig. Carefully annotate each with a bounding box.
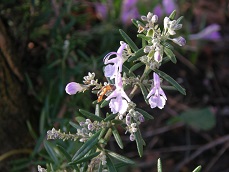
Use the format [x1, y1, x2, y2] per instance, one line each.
[203, 142, 229, 172]
[173, 134, 229, 172]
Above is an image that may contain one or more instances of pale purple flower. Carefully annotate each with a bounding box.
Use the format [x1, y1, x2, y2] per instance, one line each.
[171, 36, 186, 46]
[103, 42, 127, 79]
[162, 0, 177, 15]
[154, 50, 162, 62]
[154, 0, 177, 18]
[147, 73, 167, 109]
[189, 24, 221, 41]
[105, 73, 130, 114]
[94, 3, 108, 20]
[153, 5, 163, 18]
[121, 0, 139, 26]
[65, 82, 84, 95]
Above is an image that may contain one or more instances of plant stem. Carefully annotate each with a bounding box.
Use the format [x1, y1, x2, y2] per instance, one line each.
[129, 65, 151, 99]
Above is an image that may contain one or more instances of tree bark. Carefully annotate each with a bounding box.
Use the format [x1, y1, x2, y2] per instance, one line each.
[0, 17, 35, 171]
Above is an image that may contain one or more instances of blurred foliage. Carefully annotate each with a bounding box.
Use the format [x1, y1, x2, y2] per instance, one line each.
[1, 0, 145, 171]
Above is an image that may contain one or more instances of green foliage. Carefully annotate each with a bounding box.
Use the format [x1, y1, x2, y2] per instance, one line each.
[179, 107, 215, 130]
[71, 130, 101, 161]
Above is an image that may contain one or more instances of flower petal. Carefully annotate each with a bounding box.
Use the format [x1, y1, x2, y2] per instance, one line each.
[65, 82, 82, 95]
[104, 64, 116, 78]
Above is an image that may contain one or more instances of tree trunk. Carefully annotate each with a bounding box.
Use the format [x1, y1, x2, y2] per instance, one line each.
[0, 17, 35, 171]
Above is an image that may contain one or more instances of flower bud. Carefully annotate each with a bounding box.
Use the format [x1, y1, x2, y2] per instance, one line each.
[130, 133, 135, 141]
[126, 115, 131, 125]
[65, 82, 84, 95]
[154, 51, 162, 62]
[88, 124, 93, 131]
[139, 115, 145, 123]
[171, 36, 186, 46]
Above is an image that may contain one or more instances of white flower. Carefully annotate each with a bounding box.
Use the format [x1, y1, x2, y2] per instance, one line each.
[164, 17, 182, 35]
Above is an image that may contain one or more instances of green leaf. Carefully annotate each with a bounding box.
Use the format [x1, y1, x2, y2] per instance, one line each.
[128, 48, 146, 62]
[95, 104, 101, 117]
[98, 162, 103, 172]
[137, 34, 151, 41]
[161, 56, 170, 64]
[164, 47, 176, 63]
[104, 113, 117, 122]
[176, 16, 184, 24]
[162, 42, 174, 50]
[135, 108, 154, 120]
[122, 65, 136, 77]
[75, 116, 86, 123]
[39, 108, 46, 134]
[129, 62, 144, 73]
[26, 120, 37, 140]
[192, 166, 202, 172]
[99, 128, 108, 139]
[179, 108, 215, 130]
[131, 18, 139, 28]
[107, 151, 135, 165]
[139, 83, 149, 104]
[44, 141, 58, 164]
[154, 69, 186, 95]
[111, 126, 124, 149]
[79, 109, 103, 121]
[81, 161, 88, 172]
[56, 144, 71, 161]
[31, 132, 46, 157]
[169, 10, 176, 20]
[100, 99, 109, 108]
[69, 121, 81, 130]
[107, 155, 118, 172]
[157, 158, 162, 172]
[119, 29, 138, 52]
[134, 128, 145, 157]
[112, 119, 124, 125]
[72, 130, 101, 161]
[69, 152, 100, 165]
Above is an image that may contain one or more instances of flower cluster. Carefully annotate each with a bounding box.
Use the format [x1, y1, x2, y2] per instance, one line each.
[41, 9, 187, 172]
[47, 128, 79, 141]
[138, 12, 185, 69]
